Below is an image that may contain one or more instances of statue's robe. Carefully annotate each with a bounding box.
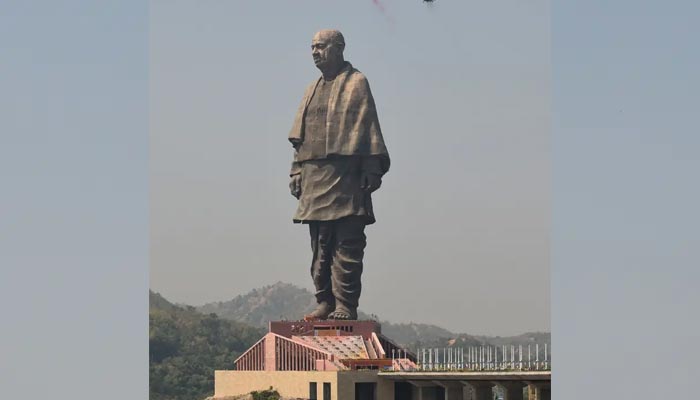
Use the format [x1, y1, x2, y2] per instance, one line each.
[289, 62, 390, 225]
[288, 62, 390, 310]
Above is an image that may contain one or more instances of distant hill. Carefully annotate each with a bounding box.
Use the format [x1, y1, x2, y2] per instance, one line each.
[475, 332, 551, 347]
[149, 291, 264, 400]
[380, 322, 455, 346]
[150, 290, 180, 313]
[411, 331, 551, 350]
[196, 282, 550, 348]
[197, 282, 319, 327]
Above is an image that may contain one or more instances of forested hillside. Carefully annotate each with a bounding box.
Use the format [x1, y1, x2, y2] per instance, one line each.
[197, 282, 550, 348]
[149, 291, 264, 400]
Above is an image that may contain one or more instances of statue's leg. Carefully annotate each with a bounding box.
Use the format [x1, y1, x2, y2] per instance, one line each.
[306, 221, 335, 320]
[328, 216, 366, 320]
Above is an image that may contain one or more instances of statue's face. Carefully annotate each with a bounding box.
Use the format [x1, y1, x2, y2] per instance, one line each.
[311, 32, 343, 70]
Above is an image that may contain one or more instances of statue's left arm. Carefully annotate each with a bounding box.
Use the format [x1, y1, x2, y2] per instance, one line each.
[354, 73, 388, 192]
[360, 156, 383, 192]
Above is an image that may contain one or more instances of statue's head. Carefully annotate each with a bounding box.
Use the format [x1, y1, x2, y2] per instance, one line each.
[311, 29, 345, 72]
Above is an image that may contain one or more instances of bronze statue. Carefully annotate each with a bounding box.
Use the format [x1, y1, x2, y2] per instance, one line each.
[288, 30, 390, 320]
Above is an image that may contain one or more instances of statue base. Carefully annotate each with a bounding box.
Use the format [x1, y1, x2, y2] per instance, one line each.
[233, 319, 415, 372]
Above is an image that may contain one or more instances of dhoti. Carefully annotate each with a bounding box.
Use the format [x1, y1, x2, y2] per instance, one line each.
[309, 216, 366, 309]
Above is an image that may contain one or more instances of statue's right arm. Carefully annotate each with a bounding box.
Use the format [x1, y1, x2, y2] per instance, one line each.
[290, 160, 302, 177]
[289, 160, 302, 199]
[288, 80, 317, 199]
[289, 174, 301, 199]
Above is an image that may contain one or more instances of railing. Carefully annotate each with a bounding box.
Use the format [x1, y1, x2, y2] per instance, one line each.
[275, 335, 334, 371]
[235, 337, 266, 371]
[392, 344, 551, 372]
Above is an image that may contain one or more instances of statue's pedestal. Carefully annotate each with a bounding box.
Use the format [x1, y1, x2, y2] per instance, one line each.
[269, 319, 382, 338]
[234, 319, 414, 372]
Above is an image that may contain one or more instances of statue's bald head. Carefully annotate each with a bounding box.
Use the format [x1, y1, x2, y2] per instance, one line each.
[314, 29, 345, 51]
[311, 29, 346, 75]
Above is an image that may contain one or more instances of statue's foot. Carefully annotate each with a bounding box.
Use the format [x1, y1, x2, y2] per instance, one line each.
[328, 304, 357, 320]
[304, 300, 335, 321]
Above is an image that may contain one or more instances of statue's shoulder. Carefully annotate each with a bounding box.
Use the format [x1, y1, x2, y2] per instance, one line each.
[347, 67, 369, 83]
[345, 67, 372, 93]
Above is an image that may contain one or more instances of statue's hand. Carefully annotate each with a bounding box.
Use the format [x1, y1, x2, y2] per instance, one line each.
[290, 175, 302, 199]
[361, 172, 382, 193]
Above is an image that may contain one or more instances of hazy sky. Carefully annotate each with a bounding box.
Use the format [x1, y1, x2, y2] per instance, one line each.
[4, 1, 698, 399]
[150, 0, 549, 335]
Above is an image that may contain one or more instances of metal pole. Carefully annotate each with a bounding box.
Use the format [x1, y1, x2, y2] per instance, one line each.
[501, 345, 504, 370]
[519, 344, 523, 370]
[481, 346, 484, 370]
[487, 346, 490, 370]
[455, 347, 458, 370]
[494, 346, 497, 370]
[479, 346, 484, 370]
[499, 345, 502, 370]
[448, 347, 451, 370]
[420, 347, 424, 370]
[493, 346, 496, 370]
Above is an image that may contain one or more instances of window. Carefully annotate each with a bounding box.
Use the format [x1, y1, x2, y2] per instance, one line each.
[394, 382, 412, 400]
[309, 382, 317, 400]
[355, 382, 376, 400]
[323, 382, 331, 400]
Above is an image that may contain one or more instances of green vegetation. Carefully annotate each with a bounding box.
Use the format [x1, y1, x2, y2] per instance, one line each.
[149, 291, 264, 400]
[196, 282, 550, 349]
[251, 387, 281, 400]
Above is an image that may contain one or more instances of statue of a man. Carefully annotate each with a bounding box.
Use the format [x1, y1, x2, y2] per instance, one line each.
[288, 30, 390, 320]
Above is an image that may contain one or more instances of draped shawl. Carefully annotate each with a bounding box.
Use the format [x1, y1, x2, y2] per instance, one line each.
[289, 62, 390, 174]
